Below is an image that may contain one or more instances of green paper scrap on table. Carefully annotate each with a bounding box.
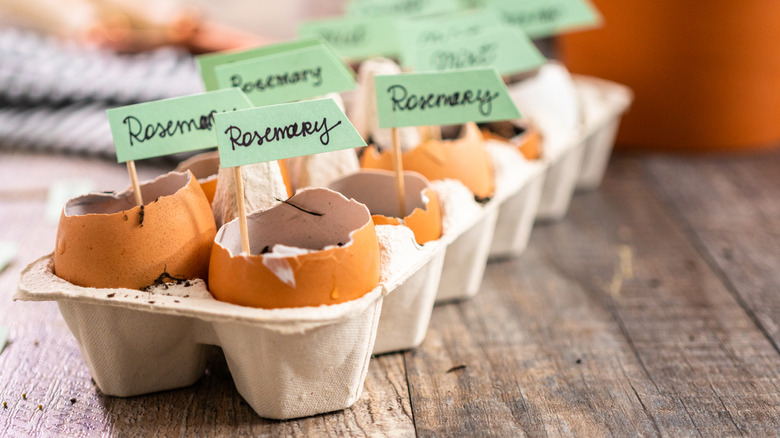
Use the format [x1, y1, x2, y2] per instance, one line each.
[402, 27, 545, 76]
[211, 45, 356, 107]
[492, 0, 602, 38]
[298, 17, 401, 61]
[0, 241, 18, 273]
[347, 0, 461, 18]
[0, 325, 8, 356]
[374, 68, 521, 129]
[45, 179, 96, 224]
[214, 98, 367, 168]
[107, 89, 253, 163]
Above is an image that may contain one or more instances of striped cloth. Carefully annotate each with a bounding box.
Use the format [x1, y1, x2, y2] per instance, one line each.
[0, 28, 203, 159]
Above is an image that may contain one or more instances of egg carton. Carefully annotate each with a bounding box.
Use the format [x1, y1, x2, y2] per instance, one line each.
[326, 170, 448, 355]
[535, 136, 587, 222]
[432, 148, 545, 302]
[14, 230, 444, 420]
[573, 75, 634, 191]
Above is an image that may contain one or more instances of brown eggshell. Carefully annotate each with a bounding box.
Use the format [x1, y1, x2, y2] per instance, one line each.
[360, 122, 495, 199]
[54, 171, 217, 290]
[328, 170, 442, 245]
[481, 122, 544, 160]
[208, 188, 380, 309]
[175, 151, 220, 203]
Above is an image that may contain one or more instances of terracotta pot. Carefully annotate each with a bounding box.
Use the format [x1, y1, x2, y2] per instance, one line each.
[559, 1, 780, 152]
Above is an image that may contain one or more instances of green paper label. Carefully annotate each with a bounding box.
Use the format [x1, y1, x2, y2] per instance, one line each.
[347, 0, 460, 18]
[402, 27, 545, 75]
[374, 68, 521, 128]
[298, 17, 400, 61]
[107, 89, 253, 163]
[198, 39, 321, 92]
[215, 98, 366, 168]
[212, 45, 356, 107]
[396, 9, 502, 55]
[492, 0, 601, 38]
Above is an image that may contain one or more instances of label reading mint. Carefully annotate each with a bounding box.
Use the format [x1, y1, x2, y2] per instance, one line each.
[492, 0, 601, 38]
[374, 68, 521, 128]
[396, 8, 502, 56]
[107, 89, 253, 163]
[211, 44, 356, 107]
[403, 27, 545, 76]
[298, 17, 400, 61]
[214, 98, 366, 168]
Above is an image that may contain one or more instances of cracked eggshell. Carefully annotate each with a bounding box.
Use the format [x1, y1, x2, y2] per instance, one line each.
[53, 171, 216, 290]
[208, 187, 380, 309]
[481, 121, 544, 161]
[328, 170, 442, 245]
[175, 151, 220, 203]
[360, 122, 495, 200]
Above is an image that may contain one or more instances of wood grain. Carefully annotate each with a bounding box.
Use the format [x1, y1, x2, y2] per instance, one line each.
[645, 150, 780, 352]
[3, 150, 780, 436]
[405, 156, 780, 436]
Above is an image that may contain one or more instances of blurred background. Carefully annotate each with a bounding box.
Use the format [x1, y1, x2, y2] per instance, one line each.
[1, 0, 779, 157]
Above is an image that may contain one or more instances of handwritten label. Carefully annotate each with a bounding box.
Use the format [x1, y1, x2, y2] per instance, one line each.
[395, 9, 502, 58]
[198, 39, 320, 92]
[214, 98, 366, 168]
[347, 0, 460, 18]
[403, 27, 545, 75]
[298, 17, 400, 61]
[374, 68, 521, 128]
[492, 0, 601, 38]
[107, 89, 253, 163]
[211, 45, 356, 107]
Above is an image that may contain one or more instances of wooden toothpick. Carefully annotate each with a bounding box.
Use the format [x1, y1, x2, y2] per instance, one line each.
[391, 127, 406, 218]
[126, 160, 143, 206]
[233, 166, 251, 254]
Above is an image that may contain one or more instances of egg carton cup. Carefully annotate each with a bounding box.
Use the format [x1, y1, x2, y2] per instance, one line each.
[326, 170, 448, 355]
[372, 237, 446, 355]
[535, 136, 587, 222]
[573, 75, 634, 191]
[489, 166, 546, 259]
[434, 198, 500, 304]
[15, 237, 442, 420]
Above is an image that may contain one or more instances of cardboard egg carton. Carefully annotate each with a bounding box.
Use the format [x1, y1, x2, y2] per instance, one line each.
[572, 75, 634, 191]
[14, 67, 631, 420]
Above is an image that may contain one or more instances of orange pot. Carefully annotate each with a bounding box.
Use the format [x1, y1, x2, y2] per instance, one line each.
[559, 1, 780, 152]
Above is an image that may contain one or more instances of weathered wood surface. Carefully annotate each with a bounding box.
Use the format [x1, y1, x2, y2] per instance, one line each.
[645, 152, 780, 351]
[405, 154, 780, 437]
[1, 149, 779, 436]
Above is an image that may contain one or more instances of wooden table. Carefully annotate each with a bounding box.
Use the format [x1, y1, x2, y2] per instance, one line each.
[0, 149, 778, 437]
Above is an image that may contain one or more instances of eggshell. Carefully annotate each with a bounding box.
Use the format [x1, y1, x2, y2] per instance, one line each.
[481, 122, 544, 161]
[360, 122, 495, 200]
[208, 188, 380, 309]
[54, 171, 216, 290]
[328, 169, 442, 245]
[175, 151, 220, 203]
